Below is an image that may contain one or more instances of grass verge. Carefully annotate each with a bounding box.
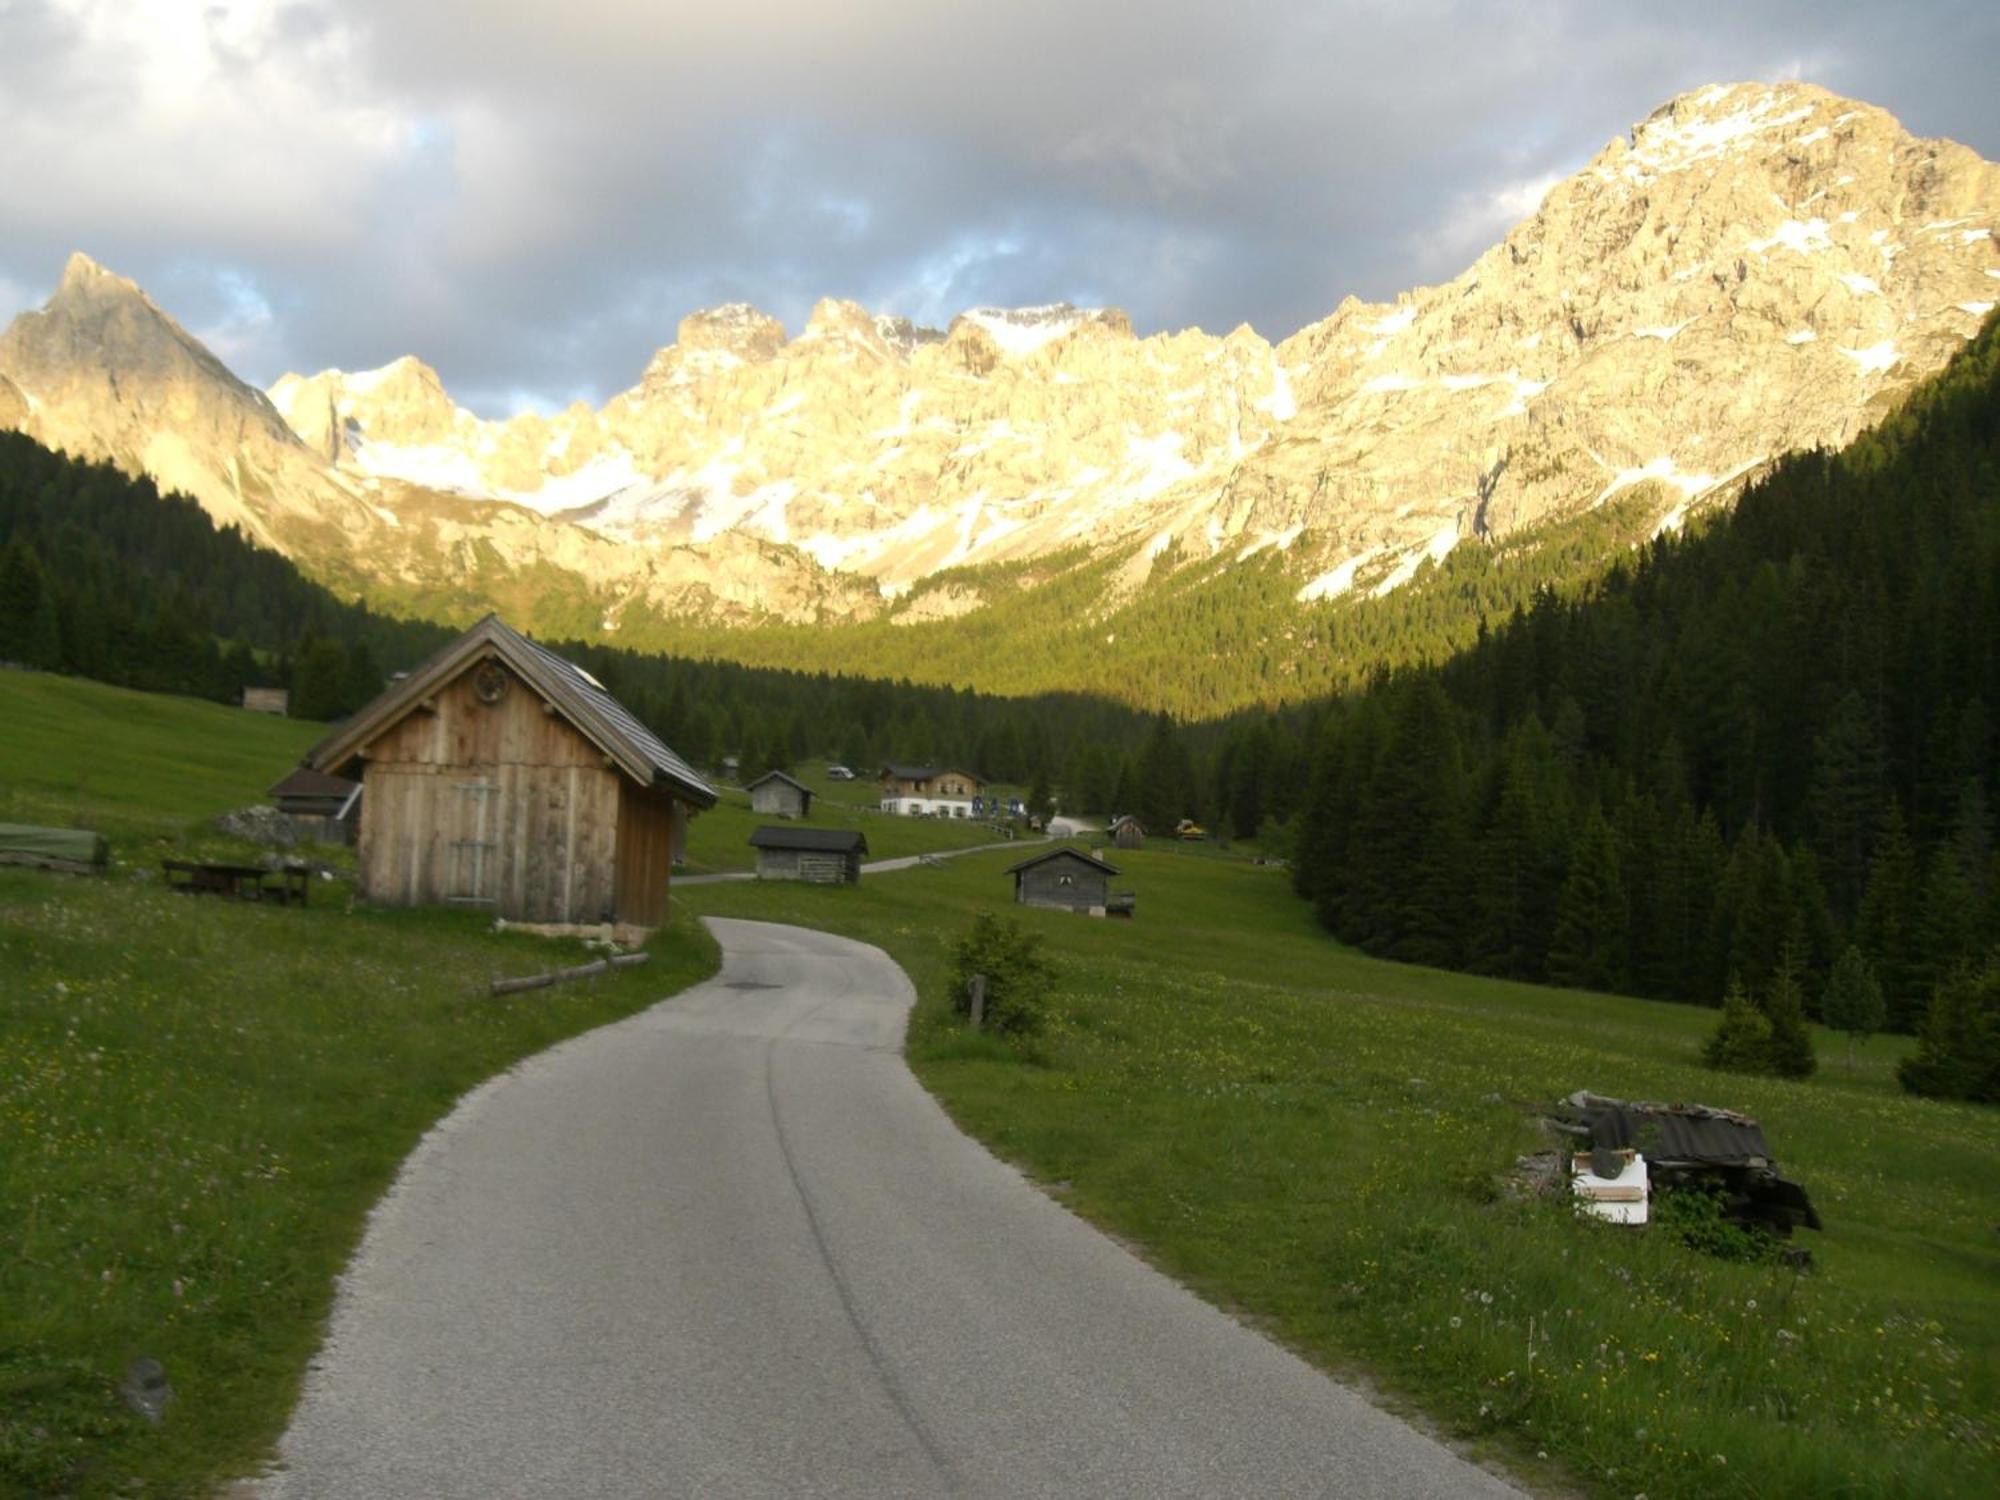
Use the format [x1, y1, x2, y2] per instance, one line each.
[680, 848, 1999, 1499]
[1, 672, 721, 1496]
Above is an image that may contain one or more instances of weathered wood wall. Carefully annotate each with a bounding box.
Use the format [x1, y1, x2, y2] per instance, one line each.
[754, 848, 859, 884]
[1016, 857, 1109, 912]
[750, 782, 809, 818]
[355, 660, 625, 924]
[615, 782, 678, 927]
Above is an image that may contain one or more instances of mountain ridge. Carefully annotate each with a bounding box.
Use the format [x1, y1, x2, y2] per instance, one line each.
[2, 80, 1995, 646]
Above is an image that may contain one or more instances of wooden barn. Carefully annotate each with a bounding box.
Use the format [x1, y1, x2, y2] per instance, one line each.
[1009, 845, 1122, 915]
[1108, 814, 1146, 850]
[747, 769, 813, 819]
[749, 826, 867, 884]
[301, 615, 715, 932]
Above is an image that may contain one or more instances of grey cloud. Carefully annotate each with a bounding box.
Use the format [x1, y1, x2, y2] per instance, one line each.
[0, 0, 1993, 415]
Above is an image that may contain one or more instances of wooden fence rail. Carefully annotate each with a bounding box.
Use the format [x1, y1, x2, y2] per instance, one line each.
[488, 951, 650, 997]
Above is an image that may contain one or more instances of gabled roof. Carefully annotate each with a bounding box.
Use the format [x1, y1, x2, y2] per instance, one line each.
[746, 769, 812, 796]
[269, 767, 359, 800]
[303, 615, 717, 808]
[1007, 845, 1120, 877]
[748, 826, 868, 854]
[880, 762, 982, 785]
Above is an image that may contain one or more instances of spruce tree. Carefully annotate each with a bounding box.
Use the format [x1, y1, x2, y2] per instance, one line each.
[1547, 806, 1628, 991]
[1859, 802, 1924, 1029]
[1898, 957, 2000, 1103]
[1703, 978, 1774, 1074]
[1760, 948, 1818, 1078]
[1821, 945, 1886, 1069]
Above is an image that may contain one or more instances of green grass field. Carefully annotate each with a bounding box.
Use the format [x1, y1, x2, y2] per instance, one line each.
[0, 670, 719, 1496]
[679, 850, 2000, 1499]
[6, 667, 1995, 1497]
[0, 671, 323, 842]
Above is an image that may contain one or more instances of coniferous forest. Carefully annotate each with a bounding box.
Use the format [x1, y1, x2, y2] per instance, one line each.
[0, 430, 1156, 782]
[1290, 315, 2000, 1081]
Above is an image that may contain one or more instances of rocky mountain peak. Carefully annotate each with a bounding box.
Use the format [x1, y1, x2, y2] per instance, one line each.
[3, 83, 1993, 638]
[871, 314, 945, 356]
[674, 303, 788, 362]
[800, 297, 889, 351]
[56, 250, 131, 297]
[948, 302, 1133, 359]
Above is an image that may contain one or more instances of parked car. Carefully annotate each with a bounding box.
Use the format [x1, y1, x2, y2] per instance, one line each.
[826, 764, 856, 780]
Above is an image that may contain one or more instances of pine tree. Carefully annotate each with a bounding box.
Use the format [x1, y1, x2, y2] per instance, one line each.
[1547, 806, 1628, 991]
[1026, 769, 1054, 826]
[0, 537, 61, 669]
[1703, 978, 1774, 1073]
[1760, 947, 1817, 1078]
[1915, 849, 1982, 1003]
[1859, 802, 1924, 1029]
[1821, 946, 1886, 1069]
[1898, 957, 2000, 1103]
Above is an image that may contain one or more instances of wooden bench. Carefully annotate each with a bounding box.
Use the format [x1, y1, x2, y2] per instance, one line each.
[161, 860, 309, 905]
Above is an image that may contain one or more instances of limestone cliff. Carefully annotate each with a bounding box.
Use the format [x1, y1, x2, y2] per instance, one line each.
[4, 82, 1995, 628]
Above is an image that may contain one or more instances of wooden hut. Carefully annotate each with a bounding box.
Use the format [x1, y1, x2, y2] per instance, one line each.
[267, 766, 363, 845]
[1009, 845, 1121, 915]
[747, 769, 813, 819]
[1107, 814, 1146, 850]
[749, 826, 867, 884]
[301, 615, 715, 932]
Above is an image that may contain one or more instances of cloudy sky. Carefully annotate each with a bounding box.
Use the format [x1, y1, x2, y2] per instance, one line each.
[2, 0, 1994, 415]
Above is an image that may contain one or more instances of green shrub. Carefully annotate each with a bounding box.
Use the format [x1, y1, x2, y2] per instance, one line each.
[951, 910, 1054, 1037]
[1650, 1182, 1780, 1264]
[1702, 978, 1773, 1073]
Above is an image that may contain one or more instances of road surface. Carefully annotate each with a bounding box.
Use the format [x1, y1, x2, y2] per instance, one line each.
[263, 918, 1519, 1498]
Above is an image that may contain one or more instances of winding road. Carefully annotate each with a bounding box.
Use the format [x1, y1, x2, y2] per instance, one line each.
[263, 918, 1519, 1498]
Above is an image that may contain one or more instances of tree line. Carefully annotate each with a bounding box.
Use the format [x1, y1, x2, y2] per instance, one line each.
[1280, 315, 2000, 1096]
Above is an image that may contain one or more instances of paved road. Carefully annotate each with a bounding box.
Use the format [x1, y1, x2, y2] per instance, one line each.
[263, 919, 1519, 1499]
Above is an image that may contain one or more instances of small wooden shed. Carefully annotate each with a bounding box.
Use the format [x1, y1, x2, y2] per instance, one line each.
[749, 826, 867, 884]
[1009, 845, 1120, 914]
[747, 770, 813, 819]
[301, 615, 715, 932]
[269, 767, 361, 820]
[267, 766, 363, 845]
[1108, 815, 1146, 850]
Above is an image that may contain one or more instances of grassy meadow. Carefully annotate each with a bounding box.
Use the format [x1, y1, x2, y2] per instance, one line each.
[0, 670, 720, 1496]
[5, 666, 1994, 1498]
[680, 846, 2000, 1499]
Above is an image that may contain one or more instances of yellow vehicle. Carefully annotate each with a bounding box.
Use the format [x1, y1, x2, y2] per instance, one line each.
[1175, 818, 1207, 841]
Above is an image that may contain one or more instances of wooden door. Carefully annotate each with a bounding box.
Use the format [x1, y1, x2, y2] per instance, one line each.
[447, 779, 500, 904]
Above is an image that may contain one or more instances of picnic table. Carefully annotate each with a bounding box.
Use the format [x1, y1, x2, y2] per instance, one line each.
[161, 860, 310, 905]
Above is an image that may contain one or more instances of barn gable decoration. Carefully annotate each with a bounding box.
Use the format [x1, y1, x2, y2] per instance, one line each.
[302, 615, 716, 933]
